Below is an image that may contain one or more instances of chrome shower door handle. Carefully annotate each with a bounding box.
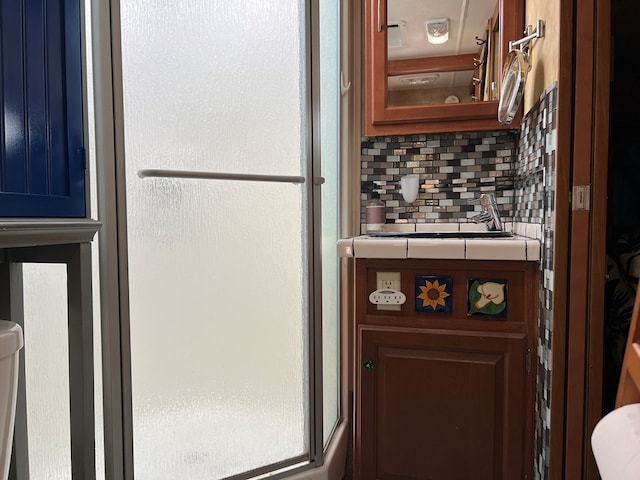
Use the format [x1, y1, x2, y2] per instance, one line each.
[137, 169, 307, 185]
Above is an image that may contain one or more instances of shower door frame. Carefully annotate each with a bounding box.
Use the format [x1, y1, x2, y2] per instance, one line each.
[91, 0, 328, 479]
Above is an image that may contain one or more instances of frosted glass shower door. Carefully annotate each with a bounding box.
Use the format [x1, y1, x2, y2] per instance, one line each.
[120, 2, 311, 479]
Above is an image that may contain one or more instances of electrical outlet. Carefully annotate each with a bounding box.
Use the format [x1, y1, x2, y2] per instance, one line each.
[375, 272, 402, 310]
[369, 289, 406, 306]
[377, 271, 401, 291]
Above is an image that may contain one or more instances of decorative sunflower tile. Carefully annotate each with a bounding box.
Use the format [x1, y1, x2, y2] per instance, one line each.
[415, 276, 453, 313]
[467, 279, 507, 317]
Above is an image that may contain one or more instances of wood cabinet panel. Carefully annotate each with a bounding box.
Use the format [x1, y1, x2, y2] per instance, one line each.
[355, 259, 538, 332]
[357, 327, 527, 480]
[353, 258, 537, 480]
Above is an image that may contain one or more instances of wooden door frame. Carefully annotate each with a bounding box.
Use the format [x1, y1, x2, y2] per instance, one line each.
[585, 0, 611, 477]
[552, 0, 611, 478]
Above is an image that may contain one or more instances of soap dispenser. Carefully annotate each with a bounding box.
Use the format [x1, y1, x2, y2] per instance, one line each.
[366, 190, 385, 233]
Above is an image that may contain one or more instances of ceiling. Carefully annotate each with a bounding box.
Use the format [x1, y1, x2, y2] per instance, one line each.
[387, 0, 496, 60]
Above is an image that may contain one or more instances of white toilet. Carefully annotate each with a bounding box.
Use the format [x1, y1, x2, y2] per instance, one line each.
[0, 321, 23, 480]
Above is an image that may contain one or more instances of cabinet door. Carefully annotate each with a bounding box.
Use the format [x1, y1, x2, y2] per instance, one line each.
[0, 0, 85, 217]
[357, 327, 528, 480]
[364, 0, 524, 135]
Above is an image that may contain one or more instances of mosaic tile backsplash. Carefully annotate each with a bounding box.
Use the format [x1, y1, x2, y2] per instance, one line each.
[360, 131, 518, 230]
[518, 85, 557, 480]
[359, 84, 558, 480]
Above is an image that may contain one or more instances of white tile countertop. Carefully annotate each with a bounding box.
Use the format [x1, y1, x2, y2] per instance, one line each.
[337, 223, 541, 262]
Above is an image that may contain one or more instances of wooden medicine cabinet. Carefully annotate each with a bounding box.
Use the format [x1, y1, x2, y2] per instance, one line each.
[364, 0, 524, 135]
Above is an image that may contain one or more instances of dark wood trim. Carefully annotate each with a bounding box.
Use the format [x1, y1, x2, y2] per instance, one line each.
[565, 210, 590, 480]
[556, 0, 611, 477]
[361, 117, 516, 136]
[585, 0, 611, 478]
[387, 53, 477, 76]
[549, 0, 575, 478]
[372, 100, 499, 123]
[564, 0, 596, 477]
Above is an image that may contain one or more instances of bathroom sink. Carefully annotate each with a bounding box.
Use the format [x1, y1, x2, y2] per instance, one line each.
[368, 231, 514, 239]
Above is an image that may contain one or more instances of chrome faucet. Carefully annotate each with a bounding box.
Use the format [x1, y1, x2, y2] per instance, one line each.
[469, 193, 503, 231]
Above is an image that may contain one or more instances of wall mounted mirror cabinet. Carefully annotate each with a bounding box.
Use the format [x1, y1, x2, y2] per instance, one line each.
[364, 0, 524, 135]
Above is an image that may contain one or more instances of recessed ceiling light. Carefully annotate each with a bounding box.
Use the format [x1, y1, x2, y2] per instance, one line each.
[425, 18, 449, 44]
[399, 74, 440, 86]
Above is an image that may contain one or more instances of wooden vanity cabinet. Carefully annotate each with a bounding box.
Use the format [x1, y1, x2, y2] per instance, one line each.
[364, 0, 525, 136]
[353, 258, 537, 480]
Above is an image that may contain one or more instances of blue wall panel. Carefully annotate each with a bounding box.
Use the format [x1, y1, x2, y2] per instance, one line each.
[0, 0, 85, 217]
[1, 0, 28, 192]
[25, 1, 48, 195]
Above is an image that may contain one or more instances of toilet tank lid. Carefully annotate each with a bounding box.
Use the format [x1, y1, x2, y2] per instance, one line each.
[0, 320, 24, 359]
